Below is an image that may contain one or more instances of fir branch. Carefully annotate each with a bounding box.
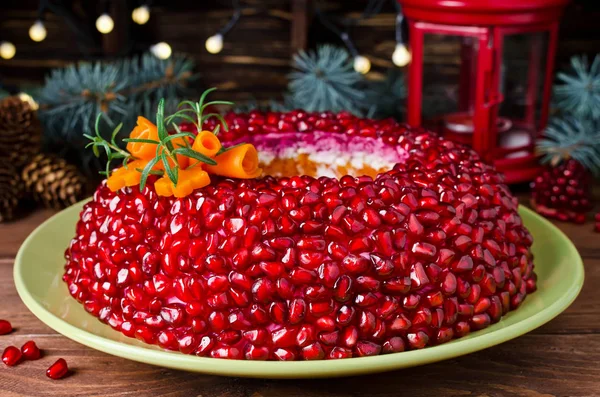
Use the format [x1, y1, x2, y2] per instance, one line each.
[288, 45, 366, 115]
[38, 52, 198, 173]
[554, 55, 600, 120]
[364, 69, 407, 120]
[537, 117, 600, 175]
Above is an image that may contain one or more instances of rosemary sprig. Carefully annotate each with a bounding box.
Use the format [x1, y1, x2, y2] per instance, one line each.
[165, 87, 233, 133]
[85, 88, 235, 190]
[84, 114, 129, 177]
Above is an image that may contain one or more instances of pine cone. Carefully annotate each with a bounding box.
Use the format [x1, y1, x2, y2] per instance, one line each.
[0, 159, 25, 222]
[22, 154, 86, 210]
[0, 95, 42, 168]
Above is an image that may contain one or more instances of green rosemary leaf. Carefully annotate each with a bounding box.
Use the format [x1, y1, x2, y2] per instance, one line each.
[92, 144, 100, 158]
[171, 107, 198, 115]
[198, 88, 217, 110]
[213, 125, 221, 135]
[110, 123, 123, 146]
[156, 99, 174, 152]
[171, 124, 193, 148]
[99, 141, 112, 158]
[201, 101, 234, 114]
[166, 108, 197, 122]
[172, 147, 218, 165]
[201, 112, 229, 131]
[186, 160, 205, 170]
[177, 100, 199, 110]
[94, 113, 102, 138]
[162, 132, 197, 146]
[83, 133, 95, 141]
[140, 156, 161, 191]
[161, 151, 179, 184]
[122, 157, 129, 169]
[217, 142, 244, 154]
[135, 168, 164, 176]
[111, 152, 127, 159]
[166, 112, 197, 126]
[123, 138, 161, 144]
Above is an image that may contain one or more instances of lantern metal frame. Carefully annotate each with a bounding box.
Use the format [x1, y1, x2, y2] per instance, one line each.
[399, 0, 570, 183]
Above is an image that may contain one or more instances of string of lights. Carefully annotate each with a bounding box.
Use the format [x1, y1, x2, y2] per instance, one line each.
[392, 2, 411, 67]
[315, 0, 411, 74]
[96, 0, 115, 34]
[132, 1, 151, 25]
[29, 0, 48, 42]
[0, 42, 16, 60]
[314, 3, 372, 74]
[2, 0, 411, 68]
[205, 0, 242, 55]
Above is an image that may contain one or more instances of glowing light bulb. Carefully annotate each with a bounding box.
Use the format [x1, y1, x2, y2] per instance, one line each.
[132, 5, 150, 25]
[0, 42, 16, 60]
[29, 20, 47, 42]
[205, 34, 223, 54]
[353, 55, 371, 75]
[392, 43, 411, 67]
[151, 42, 172, 60]
[96, 13, 114, 34]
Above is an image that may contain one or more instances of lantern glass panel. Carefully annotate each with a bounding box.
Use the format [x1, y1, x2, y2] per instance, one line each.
[495, 31, 549, 159]
[421, 33, 481, 145]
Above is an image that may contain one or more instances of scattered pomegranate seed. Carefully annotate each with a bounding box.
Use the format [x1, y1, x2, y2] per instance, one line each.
[61, 111, 538, 360]
[46, 358, 69, 380]
[20, 341, 41, 360]
[2, 346, 22, 366]
[530, 159, 592, 224]
[0, 319, 12, 335]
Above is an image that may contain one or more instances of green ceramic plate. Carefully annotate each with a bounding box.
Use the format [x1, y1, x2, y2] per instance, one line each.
[14, 201, 584, 379]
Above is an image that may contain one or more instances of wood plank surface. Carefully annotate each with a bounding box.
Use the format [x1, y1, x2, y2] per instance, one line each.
[0, 193, 599, 396]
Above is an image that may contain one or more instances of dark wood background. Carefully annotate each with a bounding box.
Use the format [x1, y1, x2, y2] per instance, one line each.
[1, 0, 599, 103]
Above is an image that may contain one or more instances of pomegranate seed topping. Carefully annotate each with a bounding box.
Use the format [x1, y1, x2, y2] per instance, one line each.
[21, 341, 41, 360]
[2, 346, 22, 366]
[0, 319, 12, 335]
[46, 358, 69, 379]
[301, 342, 325, 360]
[62, 111, 538, 360]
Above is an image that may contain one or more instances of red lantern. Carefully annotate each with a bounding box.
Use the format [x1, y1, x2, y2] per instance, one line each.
[399, 0, 570, 183]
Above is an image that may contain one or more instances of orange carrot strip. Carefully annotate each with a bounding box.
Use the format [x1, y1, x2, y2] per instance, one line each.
[172, 168, 211, 198]
[106, 160, 149, 192]
[205, 144, 262, 179]
[154, 168, 211, 198]
[192, 131, 222, 158]
[126, 117, 159, 160]
[154, 177, 174, 197]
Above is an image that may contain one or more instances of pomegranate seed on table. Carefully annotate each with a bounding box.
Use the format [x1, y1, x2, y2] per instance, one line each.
[62, 111, 538, 360]
[530, 159, 592, 224]
[20, 341, 42, 360]
[0, 319, 12, 335]
[2, 346, 22, 366]
[46, 358, 69, 380]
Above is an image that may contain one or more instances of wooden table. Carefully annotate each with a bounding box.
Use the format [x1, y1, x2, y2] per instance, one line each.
[1, 199, 599, 397]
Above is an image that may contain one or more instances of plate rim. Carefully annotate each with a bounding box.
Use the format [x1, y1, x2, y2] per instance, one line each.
[14, 201, 585, 379]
